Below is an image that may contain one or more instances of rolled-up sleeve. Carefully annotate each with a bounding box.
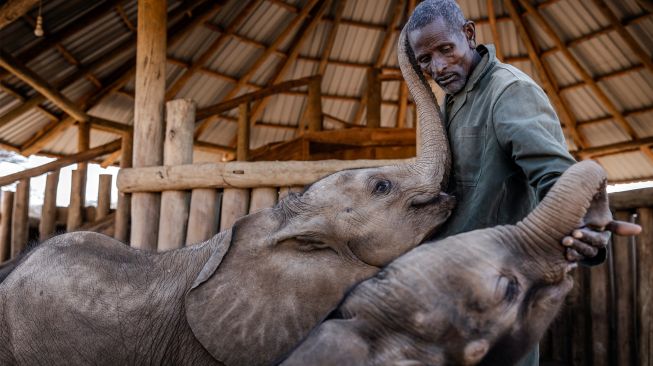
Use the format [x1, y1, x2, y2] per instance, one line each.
[492, 80, 576, 201]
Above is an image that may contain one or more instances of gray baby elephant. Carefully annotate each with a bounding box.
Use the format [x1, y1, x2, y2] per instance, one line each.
[0, 18, 453, 365]
[280, 160, 627, 366]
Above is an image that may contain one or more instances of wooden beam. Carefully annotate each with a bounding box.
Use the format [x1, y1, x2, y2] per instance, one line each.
[237, 103, 250, 161]
[0, 0, 38, 30]
[117, 159, 411, 192]
[20, 116, 76, 156]
[397, 82, 408, 128]
[517, 0, 638, 140]
[10, 178, 29, 258]
[0, 140, 121, 187]
[165, 0, 257, 100]
[487, 0, 504, 60]
[116, 4, 136, 32]
[505, 0, 587, 148]
[114, 131, 132, 242]
[0, 50, 89, 122]
[0, 95, 46, 129]
[577, 104, 653, 126]
[366, 68, 382, 128]
[307, 75, 323, 131]
[130, 0, 166, 251]
[318, 0, 346, 75]
[560, 64, 646, 92]
[0, 191, 14, 262]
[577, 135, 653, 158]
[196, 75, 319, 119]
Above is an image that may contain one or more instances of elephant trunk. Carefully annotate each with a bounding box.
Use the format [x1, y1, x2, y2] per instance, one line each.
[512, 160, 608, 262]
[397, 26, 451, 191]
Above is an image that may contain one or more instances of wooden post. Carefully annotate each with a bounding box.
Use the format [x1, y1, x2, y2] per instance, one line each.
[237, 102, 250, 162]
[397, 82, 407, 128]
[636, 207, 653, 366]
[0, 191, 14, 261]
[114, 131, 132, 242]
[39, 170, 59, 240]
[366, 68, 381, 128]
[590, 246, 610, 366]
[307, 75, 323, 131]
[76, 121, 90, 218]
[158, 99, 195, 251]
[11, 178, 29, 257]
[248, 188, 277, 214]
[131, 0, 167, 250]
[186, 189, 220, 245]
[66, 169, 84, 231]
[612, 211, 635, 366]
[96, 174, 112, 221]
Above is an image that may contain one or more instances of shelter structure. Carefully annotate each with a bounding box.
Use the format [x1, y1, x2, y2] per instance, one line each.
[0, 0, 652, 365]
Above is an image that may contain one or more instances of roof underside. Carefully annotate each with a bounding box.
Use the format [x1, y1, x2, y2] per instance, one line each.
[0, 0, 652, 182]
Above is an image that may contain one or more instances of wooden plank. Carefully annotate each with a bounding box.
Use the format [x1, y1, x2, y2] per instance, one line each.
[114, 132, 132, 242]
[186, 189, 220, 245]
[196, 75, 319, 119]
[130, 0, 167, 251]
[307, 76, 323, 131]
[0, 0, 39, 30]
[117, 158, 409, 192]
[590, 244, 610, 366]
[366, 68, 381, 128]
[636, 207, 653, 366]
[0, 139, 121, 187]
[11, 178, 29, 258]
[612, 211, 636, 366]
[39, 171, 59, 241]
[237, 103, 250, 161]
[66, 169, 84, 231]
[158, 99, 195, 251]
[219, 188, 250, 231]
[248, 187, 277, 214]
[0, 191, 14, 262]
[0, 50, 89, 122]
[96, 174, 112, 221]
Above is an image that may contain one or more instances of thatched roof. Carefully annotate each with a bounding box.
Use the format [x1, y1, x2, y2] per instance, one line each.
[0, 0, 652, 182]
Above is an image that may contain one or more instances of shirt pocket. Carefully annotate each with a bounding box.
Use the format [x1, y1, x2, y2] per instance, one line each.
[452, 125, 486, 187]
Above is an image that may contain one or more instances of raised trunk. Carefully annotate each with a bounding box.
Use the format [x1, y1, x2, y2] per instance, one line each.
[397, 27, 451, 190]
[514, 160, 608, 259]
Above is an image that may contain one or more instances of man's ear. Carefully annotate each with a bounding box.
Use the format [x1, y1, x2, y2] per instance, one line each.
[463, 20, 476, 48]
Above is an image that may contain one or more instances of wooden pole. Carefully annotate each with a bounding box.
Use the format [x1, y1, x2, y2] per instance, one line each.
[366, 68, 381, 128]
[590, 245, 610, 366]
[307, 75, 323, 132]
[397, 82, 408, 128]
[96, 174, 112, 221]
[248, 187, 277, 214]
[39, 171, 59, 241]
[158, 99, 195, 251]
[186, 189, 220, 245]
[636, 207, 653, 366]
[237, 102, 250, 162]
[131, 0, 167, 251]
[0, 191, 14, 262]
[612, 211, 635, 366]
[114, 131, 132, 242]
[76, 121, 90, 216]
[66, 169, 84, 231]
[11, 178, 29, 258]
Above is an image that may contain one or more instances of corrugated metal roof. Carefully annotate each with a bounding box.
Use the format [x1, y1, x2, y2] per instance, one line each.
[0, 0, 651, 182]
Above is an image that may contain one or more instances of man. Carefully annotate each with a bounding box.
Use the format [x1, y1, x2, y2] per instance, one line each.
[405, 1, 640, 365]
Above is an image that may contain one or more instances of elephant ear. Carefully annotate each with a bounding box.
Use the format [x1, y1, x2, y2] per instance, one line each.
[184, 209, 283, 365]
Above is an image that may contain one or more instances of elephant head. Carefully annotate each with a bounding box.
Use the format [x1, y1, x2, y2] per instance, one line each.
[184, 26, 453, 366]
[280, 160, 612, 366]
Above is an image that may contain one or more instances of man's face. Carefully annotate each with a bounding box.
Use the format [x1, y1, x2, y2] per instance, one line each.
[408, 18, 477, 95]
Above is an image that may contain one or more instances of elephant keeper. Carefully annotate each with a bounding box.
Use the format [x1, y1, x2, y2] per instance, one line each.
[405, 1, 641, 365]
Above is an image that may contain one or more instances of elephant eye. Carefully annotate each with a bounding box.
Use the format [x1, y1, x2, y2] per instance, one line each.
[373, 180, 392, 195]
[496, 275, 520, 303]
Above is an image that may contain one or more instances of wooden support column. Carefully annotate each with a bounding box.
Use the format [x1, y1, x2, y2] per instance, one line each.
[307, 75, 323, 131]
[158, 99, 195, 251]
[636, 207, 653, 366]
[11, 178, 29, 258]
[39, 171, 59, 240]
[590, 244, 610, 366]
[397, 82, 408, 128]
[366, 68, 381, 128]
[612, 211, 635, 366]
[221, 103, 251, 230]
[131, 0, 167, 251]
[76, 121, 90, 211]
[186, 189, 220, 245]
[114, 131, 132, 242]
[248, 187, 278, 214]
[67, 169, 84, 231]
[0, 191, 14, 262]
[96, 174, 112, 221]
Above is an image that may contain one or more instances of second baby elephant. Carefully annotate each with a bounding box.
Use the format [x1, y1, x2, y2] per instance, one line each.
[0, 20, 452, 366]
[281, 160, 631, 366]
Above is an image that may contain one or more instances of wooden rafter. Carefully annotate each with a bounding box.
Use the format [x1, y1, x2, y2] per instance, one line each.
[194, 0, 321, 139]
[165, 0, 259, 100]
[487, 0, 504, 60]
[505, 0, 586, 149]
[115, 4, 136, 32]
[0, 0, 38, 30]
[248, 0, 332, 123]
[517, 0, 638, 140]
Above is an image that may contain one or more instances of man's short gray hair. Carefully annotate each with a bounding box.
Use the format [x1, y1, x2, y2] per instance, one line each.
[406, 0, 467, 33]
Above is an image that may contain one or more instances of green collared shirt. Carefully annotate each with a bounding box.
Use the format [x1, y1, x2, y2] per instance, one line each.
[435, 44, 576, 239]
